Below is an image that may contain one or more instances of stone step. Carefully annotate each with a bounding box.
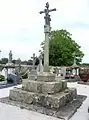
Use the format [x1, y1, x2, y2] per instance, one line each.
[22, 81, 67, 94]
[9, 87, 77, 109]
[37, 72, 55, 82]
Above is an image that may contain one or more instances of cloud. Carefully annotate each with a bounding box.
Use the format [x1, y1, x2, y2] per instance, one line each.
[0, 0, 89, 63]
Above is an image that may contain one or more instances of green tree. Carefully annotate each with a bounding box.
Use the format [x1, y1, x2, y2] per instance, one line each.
[40, 29, 84, 66]
[1, 58, 8, 64]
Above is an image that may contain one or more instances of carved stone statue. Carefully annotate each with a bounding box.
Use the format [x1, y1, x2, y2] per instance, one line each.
[37, 54, 43, 73]
[8, 50, 12, 63]
[31, 53, 36, 70]
[45, 2, 49, 9]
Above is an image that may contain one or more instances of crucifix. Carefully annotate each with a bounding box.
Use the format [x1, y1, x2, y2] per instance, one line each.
[40, 2, 56, 72]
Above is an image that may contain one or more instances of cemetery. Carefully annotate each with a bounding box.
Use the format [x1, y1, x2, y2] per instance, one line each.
[0, 1, 89, 120]
[0, 2, 88, 120]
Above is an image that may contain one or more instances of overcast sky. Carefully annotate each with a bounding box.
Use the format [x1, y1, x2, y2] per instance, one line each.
[0, 0, 89, 63]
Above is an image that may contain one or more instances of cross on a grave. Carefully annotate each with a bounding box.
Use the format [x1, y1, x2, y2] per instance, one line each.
[8, 50, 12, 63]
[31, 53, 36, 70]
[40, 2, 56, 27]
[39, 54, 43, 65]
[39, 2, 56, 72]
[73, 52, 77, 66]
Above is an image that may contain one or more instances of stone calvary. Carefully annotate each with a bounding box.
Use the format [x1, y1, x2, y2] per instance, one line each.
[8, 2, 83, 119]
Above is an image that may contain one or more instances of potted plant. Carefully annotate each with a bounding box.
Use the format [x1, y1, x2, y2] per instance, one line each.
[79, 68, 89, 82]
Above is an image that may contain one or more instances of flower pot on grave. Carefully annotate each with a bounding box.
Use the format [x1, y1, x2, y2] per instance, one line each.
[79, 74, 89, 82]
[79, 69, 89, 82]
[81, 75, 89, 82]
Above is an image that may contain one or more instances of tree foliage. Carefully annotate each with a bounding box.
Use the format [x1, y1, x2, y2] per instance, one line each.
[40, 29, 84, 66]
[0, 58, 8, 64]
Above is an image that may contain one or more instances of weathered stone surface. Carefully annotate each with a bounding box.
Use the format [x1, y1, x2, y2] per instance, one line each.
[9, 88, 36, 104]
[41, 81, 63, 94]
[28, 70, 37, 80]
[22, 81, 42, 93]
[62, 80, 67, 89]
[37, 88, 77, 109]
[22, 81, 67, 94]
[28, 75, 37, 80]
[0, 95, 86, 120]
[37, 72, 55, 82]
[9, 87, 77, 109]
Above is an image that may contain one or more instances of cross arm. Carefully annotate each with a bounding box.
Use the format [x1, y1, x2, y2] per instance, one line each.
[49, 8, 56, 12]
[39, 11, 45, 14]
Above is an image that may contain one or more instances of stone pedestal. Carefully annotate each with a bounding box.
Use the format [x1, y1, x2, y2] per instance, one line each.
[9, 72, 77, 110]
[9, 87, 77, 109]
[28, 70, 37, 80]
[22, 80, 67, 94]
[37, 72, 55, 82]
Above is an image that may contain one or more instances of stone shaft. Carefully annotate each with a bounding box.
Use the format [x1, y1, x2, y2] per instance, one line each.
[40, 2, 56, 72]
[44, 29, 49, 72]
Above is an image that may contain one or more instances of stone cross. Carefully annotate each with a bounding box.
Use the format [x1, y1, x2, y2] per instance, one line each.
[39, 54, 43, 72]
[73, 52, 77, 66]
[31, 53, 36, 70]
[40, 2, 56, 72]
[8, 50, 12, 63]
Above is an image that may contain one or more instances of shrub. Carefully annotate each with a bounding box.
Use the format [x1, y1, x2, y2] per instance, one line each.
[0, 75, 5, 81]
[20, 72, 28, 79]
[7, 75, 13, 83]
[79, 68, 89, 82]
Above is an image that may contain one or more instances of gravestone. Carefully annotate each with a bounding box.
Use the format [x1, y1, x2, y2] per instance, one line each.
[6, 51, 20, 84]
[6, 50, 14, 76]
[6, 50, 14, 67]
[8, 50, 13, 64]
[37, 54, 43, 73]
[28, 53, 37, 80]
[60, 67, 67, 78]
[15, 58, 21, 73]
[72, 52, 79, 76]
[1, 68, 8, 80]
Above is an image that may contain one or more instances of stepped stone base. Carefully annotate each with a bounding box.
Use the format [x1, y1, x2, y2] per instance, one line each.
[8, 71, 83, 119]
[9, 87, 77, 109]
[0, 95, 86, 120]
[22, 81, 67, 94]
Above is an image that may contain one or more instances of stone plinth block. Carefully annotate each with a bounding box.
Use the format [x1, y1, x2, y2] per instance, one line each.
[41, 81, 63, 94]
[9, 88, 77, 109]
[22, 80, 67, 94]
[40, 88, 77, 109]
[37, 72, 55, 82]
[22, 81, 42, 93]
[28, 75, 37, 80]
[62, 81, 67, 89]
[28, 70, 37, 80]
[9, 88, 36, 104]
